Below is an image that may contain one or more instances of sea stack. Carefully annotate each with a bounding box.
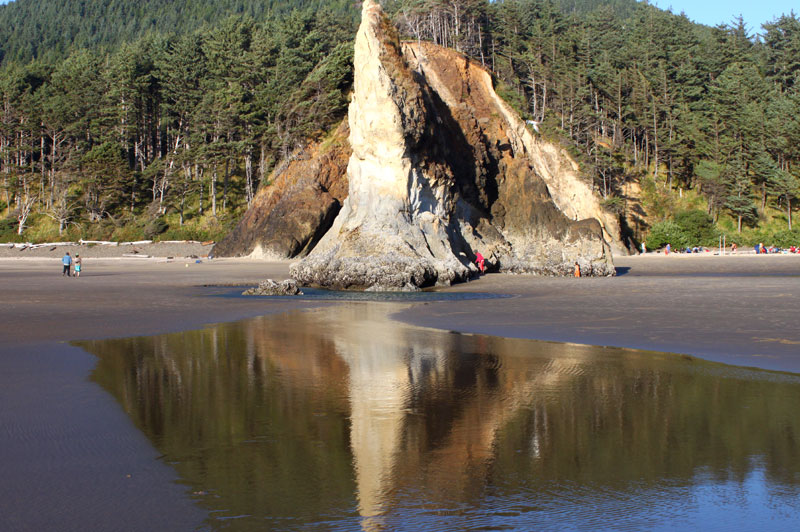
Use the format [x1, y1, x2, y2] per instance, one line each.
[290, 0, 614, 290]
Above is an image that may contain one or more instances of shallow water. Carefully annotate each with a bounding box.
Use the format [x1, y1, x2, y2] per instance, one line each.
[76, 305, 800, 531]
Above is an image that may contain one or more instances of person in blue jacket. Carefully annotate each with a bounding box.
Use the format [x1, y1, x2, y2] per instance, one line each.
[62, 252, 72, 276]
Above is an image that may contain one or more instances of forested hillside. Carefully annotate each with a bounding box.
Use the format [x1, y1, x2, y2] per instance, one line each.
[0, 4, 357, 241]
[0, 0, 358, 65]
[2, 0, 799, 248]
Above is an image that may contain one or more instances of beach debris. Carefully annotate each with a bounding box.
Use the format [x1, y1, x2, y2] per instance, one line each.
[201, 240, 215, 246]
[30, 242, 77, 249]
[122, 253, 151, 258]
[80, 239, 119, 246]
[242, 279, 303, 296]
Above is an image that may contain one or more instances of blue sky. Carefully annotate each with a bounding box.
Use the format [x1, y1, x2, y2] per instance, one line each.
[650, 1, 794, 31]
[0, 0, 796, 33]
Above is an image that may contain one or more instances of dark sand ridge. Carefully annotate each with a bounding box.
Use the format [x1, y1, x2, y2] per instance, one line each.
[1, 253, 799, 531]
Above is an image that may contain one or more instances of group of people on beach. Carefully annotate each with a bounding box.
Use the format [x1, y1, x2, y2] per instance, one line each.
[61, 252, 82, 277]
[661, 243, 710, 254]
[656, 241, 800, 255]
[754, 242, 799, 254]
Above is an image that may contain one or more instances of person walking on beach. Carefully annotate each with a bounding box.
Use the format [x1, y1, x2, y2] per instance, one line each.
[62, 252, 72, 276]
[74, 254, 82, 277]
[665, 243, 671, 255]
[574, 262, 581, 277]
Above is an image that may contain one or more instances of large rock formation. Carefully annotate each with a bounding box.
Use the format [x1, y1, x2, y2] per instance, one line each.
[289, 0, 615, 290]
[400, 41, 625, 255]
[212, 123, 350, 259]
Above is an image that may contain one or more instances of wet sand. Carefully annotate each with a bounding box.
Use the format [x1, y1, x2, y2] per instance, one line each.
[398, 253, 800, 374]
[0, 257, 323, 532]
[2, 253, 799, 368]
[1, 253, 799, 530]
[0, 257, 322, 345]
[397, 255, 800, 372]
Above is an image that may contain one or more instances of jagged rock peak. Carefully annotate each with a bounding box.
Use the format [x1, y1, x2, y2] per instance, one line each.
[291, 0, 476, 290]
[289, 0, 614, 290]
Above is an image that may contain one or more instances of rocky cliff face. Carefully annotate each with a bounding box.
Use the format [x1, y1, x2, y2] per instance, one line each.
[289, 0, 616, 290]
[212, 123, 350, 259]
[401, 41, 625, 255]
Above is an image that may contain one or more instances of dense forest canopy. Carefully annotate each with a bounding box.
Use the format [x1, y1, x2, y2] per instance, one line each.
[0, 0, 359, 65]
[1, 0, 799, 248]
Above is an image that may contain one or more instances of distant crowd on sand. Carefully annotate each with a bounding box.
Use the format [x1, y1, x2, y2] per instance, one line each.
[648, 242, 800, 255]
[61, 252, 82, 277]
[749, 242, 800, 254]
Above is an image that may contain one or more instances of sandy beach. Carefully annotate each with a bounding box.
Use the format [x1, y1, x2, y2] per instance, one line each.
[1, 251, 799, 371]
[0, 255, 320, 345]
[399, 253, 800, 374]
[1, 251, 799, 531]
[0, 250, 324, 532]
[0, 240, 213, 260]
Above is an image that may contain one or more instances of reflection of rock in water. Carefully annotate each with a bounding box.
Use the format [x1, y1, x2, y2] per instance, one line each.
[77, 306, 800, 530]
[248, 305, 512, 522]
[325, 306, 506, 523]
[329, 306, 422, 520]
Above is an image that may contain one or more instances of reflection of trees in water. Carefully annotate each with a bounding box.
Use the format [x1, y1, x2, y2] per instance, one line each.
[487, 341, 800, 490]
[78, 306, 800, 529]
[83, 312, 357, 526]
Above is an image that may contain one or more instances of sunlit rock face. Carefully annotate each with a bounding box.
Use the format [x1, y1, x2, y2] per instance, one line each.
[290, 0, 615, 290]
[292, 0, 475, 290]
